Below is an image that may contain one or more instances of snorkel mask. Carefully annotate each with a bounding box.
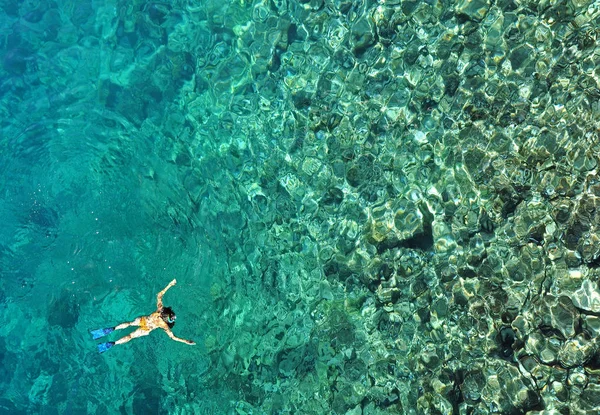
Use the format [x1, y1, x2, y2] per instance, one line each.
[161, 306, 177, 327]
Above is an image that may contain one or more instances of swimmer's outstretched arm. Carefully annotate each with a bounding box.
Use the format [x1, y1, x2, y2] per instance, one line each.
[157, 279, 177, 309]
[164, 328, 195, 345]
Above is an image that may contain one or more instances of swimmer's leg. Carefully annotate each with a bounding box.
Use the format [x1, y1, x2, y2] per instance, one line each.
[115, 334, 133, 345]
[97, 329, 144, 353]
[90, 317, 140, 339]
[91, 317, 141, 340]
[115, 328, 149, 346]
[115, 317, 142, 330]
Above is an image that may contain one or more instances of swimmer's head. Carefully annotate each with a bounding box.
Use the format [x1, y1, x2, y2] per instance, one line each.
[161, 306, 176, 328]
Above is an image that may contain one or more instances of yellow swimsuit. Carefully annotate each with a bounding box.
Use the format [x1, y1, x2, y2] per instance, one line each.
[139, 317, 149, 331]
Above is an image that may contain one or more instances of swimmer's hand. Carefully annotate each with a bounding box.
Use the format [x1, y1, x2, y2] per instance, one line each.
[157, 279, 178, 308]
[186, 340, 196, 345]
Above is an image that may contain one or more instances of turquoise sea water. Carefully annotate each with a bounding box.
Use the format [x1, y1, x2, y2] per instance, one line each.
[2, 0, 600, 414]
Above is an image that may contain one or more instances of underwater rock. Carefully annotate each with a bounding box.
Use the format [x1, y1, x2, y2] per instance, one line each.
[28, 205, 59, 229]
[133, 388, 162, 415]
[524, 331, 547, 359]
[535, 295, 579, 339]
[461, 369, 486, 403]
[568, 366, 587, 389]
[579, 383, 600, 411]
[557, 334, 595, 368]
[582, 315, 600, 338]
[509, 44, 534, 73]
[479, 360, 540, 413]
[511, 199, 552, 245]
[331, 378, 365, 413]
[539, 338, 560, 365]
[47, 290, 79, 329]
[365, 198, 434, 252]
[28, 373, 53, 406]
[570, 278, 600, 313]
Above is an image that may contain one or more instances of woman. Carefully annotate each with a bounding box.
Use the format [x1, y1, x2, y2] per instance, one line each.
[90, 279, 195, 353]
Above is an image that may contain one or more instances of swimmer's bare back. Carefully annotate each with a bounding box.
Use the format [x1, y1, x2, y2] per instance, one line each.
[90, 279, 195, 353]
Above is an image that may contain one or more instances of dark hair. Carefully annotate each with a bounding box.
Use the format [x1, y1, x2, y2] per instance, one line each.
[161, 306, 176, 329]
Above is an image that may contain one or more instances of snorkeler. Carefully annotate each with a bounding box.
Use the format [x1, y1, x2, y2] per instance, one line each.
[90, 279, 195, 353]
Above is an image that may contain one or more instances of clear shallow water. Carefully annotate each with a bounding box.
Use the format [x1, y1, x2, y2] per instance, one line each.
[0, 1, 228, 412]
[2, 0, 600, 414]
